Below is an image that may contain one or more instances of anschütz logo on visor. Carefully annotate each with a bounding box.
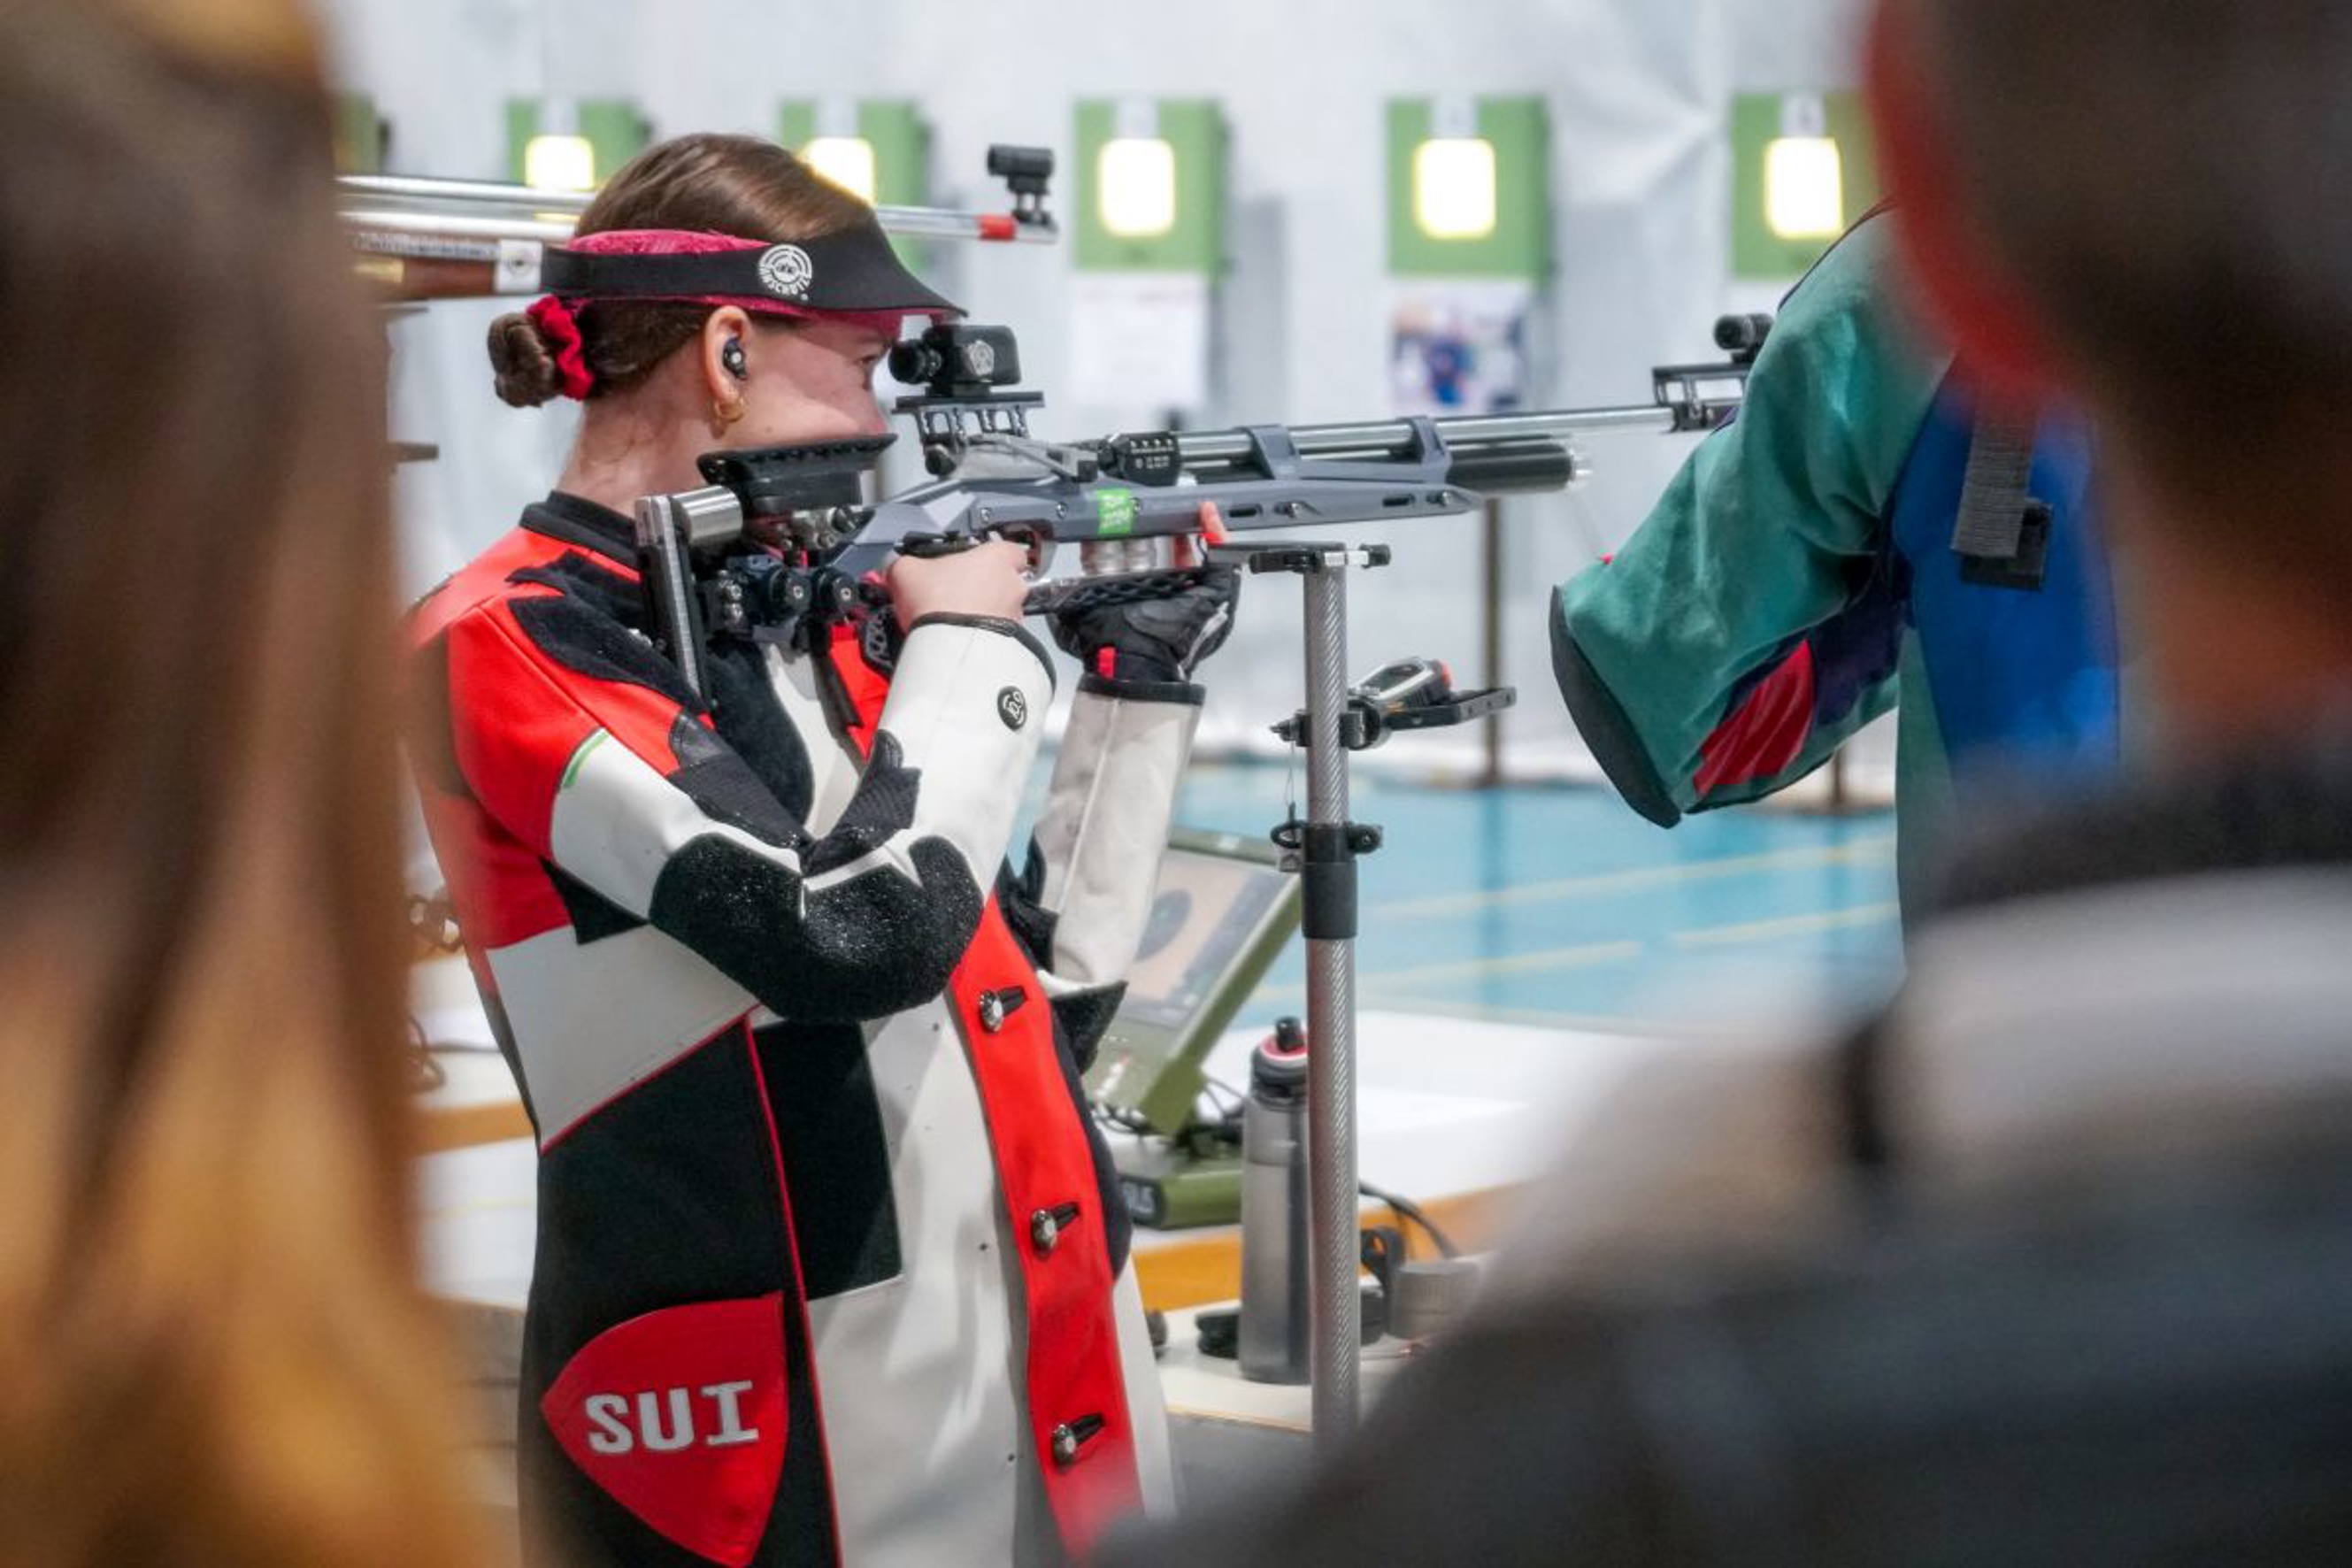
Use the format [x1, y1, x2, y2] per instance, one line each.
[757, 243, 814, 299]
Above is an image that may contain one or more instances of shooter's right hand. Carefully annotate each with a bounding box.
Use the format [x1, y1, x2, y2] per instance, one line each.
[886, 539, 1030, 633]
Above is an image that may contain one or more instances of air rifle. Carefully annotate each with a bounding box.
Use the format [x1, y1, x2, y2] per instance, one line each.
[634, 314, 1769, 703]
[336, 145, 1058, 303]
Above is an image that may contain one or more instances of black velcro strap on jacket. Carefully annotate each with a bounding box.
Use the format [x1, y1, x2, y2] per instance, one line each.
[1952, 410, 2051, 590]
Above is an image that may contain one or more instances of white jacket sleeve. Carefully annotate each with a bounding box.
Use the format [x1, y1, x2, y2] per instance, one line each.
[1026, 675, 1202, 999]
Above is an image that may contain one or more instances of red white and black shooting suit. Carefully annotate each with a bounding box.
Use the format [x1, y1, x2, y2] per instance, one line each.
[408, 491, 1197, 1565]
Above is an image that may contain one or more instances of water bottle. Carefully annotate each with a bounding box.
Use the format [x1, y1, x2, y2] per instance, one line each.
[1238, 1017, 1311, 1384]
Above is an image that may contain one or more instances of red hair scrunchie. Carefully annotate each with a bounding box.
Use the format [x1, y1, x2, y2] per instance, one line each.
[526, 295, 596, 400]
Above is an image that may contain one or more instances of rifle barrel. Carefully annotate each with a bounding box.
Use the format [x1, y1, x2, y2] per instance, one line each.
[1171, 404, 1675, 471]
[341, 175, 593, 213]
[346, 206, 574, 247]
[336, 175, 1057, 248]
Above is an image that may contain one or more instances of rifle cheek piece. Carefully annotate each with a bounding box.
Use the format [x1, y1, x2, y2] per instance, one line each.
[693, 434, 895, 553]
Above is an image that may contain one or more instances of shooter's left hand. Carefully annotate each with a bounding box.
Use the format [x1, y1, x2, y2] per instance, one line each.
[1050, 503, 1240, 685]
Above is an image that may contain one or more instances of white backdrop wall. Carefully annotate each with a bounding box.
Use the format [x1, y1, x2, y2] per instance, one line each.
[322, 0, 1877, 781]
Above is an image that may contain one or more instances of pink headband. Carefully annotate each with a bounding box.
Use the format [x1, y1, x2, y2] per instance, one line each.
[529, 228, 926, 400]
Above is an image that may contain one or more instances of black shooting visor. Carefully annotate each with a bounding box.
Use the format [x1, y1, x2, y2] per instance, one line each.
[540, 221, 962, 319]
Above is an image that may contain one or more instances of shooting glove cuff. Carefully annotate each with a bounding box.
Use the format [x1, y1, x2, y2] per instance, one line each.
[1076, 672, 1204, 706]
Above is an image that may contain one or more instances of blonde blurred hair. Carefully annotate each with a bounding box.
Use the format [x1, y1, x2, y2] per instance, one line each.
[0, 2, 491, 1563]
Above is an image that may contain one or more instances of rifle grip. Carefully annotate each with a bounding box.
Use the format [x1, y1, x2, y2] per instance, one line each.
[896, 530, 980, 559]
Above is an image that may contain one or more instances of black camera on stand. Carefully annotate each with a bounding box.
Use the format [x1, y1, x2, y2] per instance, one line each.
[888, 321, 1050, 475]
[987, 145, 1056, 230]
[888, 323, 1022, 399]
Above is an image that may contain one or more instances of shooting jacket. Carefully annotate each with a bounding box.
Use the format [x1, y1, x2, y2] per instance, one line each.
[408, 491, 1197, 1567]
[1549, 213, 2122, 916]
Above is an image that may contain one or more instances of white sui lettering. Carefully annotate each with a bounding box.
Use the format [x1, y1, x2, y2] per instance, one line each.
[637, 1388, 695, 1452]
[579, 1382, 765, 1455]
[584, 1393, 634, 1455]
[701, 1380, 760, 1447]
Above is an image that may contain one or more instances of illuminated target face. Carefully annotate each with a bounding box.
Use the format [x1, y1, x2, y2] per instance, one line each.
[757, 243, 814, 299]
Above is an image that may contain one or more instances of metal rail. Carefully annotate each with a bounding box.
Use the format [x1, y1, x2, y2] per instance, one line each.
[1172, 404, 1680, 468]
[338, 174, 1057, 248]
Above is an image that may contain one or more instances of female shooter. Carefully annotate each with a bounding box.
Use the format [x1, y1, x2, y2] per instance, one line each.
[406, 134, 1234, 1567]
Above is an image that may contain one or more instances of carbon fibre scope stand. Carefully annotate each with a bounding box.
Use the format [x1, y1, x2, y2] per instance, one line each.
[1216, 541, 1516, 1446]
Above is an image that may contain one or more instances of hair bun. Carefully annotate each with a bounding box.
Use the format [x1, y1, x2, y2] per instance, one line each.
[487, 311, 564, 408]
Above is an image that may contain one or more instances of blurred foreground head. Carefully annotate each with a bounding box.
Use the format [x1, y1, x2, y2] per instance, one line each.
[1870, 0, 2352, 741]
[0, 1, 488, 1564]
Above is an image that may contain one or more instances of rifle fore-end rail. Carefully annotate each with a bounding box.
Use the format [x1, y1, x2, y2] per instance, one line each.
[1167, 404, 1675, 470]
[630, 373, 1749, 706]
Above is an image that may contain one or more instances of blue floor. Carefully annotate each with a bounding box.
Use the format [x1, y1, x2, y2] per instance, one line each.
[1163, 762, 1902, 1030]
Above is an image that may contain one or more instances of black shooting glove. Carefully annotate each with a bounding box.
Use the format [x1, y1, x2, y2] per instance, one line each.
[1050, 565, 1241, 690]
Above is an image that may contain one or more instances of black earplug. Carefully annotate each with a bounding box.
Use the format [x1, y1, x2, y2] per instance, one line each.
[721, 338, 749, 380]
